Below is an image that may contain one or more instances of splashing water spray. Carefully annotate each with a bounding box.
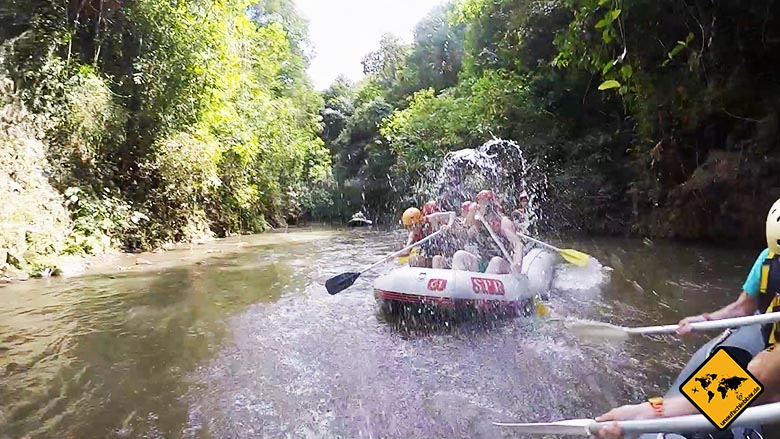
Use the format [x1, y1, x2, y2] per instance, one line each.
[415, 138, 550, 231]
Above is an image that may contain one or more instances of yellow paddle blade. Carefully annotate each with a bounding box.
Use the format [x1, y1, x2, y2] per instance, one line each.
[558, 248, 591, 267]
[535, 301, 549, 317]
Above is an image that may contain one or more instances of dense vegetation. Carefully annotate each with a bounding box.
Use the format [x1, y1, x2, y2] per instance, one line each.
[2, 0, 779, 276]
[322, 0, 780, 245]
[0, 0, 330, 275]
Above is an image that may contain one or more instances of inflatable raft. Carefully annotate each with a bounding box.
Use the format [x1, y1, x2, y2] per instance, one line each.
[374, 247, 559, 316]
[637, 324, 766, 439]
[347, 212, 373, 227]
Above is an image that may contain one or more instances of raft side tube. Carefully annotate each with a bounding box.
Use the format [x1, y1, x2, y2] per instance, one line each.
[374, 266, 532, 303]
[521, 247, 559, 299]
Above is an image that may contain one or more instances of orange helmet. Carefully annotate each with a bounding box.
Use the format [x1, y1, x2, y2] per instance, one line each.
[476, 190, 497, 204]
[422, 201, 439, 216]
[402, 207, 423, 226]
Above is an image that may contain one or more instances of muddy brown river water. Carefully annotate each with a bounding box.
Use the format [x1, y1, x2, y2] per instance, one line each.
[0, 228, 770, 438]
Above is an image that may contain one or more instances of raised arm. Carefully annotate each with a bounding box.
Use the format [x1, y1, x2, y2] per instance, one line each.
[425, 211, 455, 228]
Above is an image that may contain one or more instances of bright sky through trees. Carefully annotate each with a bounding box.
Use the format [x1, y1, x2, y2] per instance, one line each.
[295, 0, 446, 89]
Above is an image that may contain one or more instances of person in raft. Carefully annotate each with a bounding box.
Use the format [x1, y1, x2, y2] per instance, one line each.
[511, 189, 537, 236]
[594, 198, 780, 438]
[451, 190, 524, 274]
[418, 201, 457, 269]
[400, 203, 455, 268]
[428, 200, 477, 269]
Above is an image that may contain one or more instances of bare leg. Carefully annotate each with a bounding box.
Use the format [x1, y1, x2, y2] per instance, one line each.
[486, 256, 510, 274]
[452, 250, 479, 271]
[748, 346, 780, 403]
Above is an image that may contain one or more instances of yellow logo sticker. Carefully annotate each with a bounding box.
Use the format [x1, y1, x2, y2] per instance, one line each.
[679, 347, 764, 430]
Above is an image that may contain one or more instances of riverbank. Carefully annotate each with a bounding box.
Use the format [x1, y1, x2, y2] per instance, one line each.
[0, 226, 338, 287]
[3, 207, 769, 288]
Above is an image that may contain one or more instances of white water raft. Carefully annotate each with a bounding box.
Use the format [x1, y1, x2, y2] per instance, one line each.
[373, 248, 559, 313]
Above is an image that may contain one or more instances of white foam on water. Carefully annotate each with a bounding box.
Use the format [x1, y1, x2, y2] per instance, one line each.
[552, 257, 612, 292]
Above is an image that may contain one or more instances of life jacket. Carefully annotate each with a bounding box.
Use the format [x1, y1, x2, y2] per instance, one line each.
[411, 221, 431, 243]
[758, 251, 780, 348]
[410, 219, 438, 255]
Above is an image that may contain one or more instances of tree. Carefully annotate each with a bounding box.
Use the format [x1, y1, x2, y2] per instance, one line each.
[405, 2, 466, 92]
[361, 33, 410, 91]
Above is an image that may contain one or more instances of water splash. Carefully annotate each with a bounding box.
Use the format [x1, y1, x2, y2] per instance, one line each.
[553, 257, 612, 292]
[413, 138, 551, 232]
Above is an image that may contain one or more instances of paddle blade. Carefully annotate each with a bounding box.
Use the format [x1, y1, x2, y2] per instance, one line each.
[567, 319, 631, 341]
[559, 249, 591, 267]
[535, 299, 550, 317]
[325, 272, 361, 295]
[396, 256, 409, 264]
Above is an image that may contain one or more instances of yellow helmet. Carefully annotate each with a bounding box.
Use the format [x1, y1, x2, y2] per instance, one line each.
[402, 207, 422, 226]
[767, 199, 780, 254]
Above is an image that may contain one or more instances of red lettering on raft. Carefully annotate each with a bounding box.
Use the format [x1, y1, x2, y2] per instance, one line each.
[427, 279, 448, 291]
[471, 278, 505, 295]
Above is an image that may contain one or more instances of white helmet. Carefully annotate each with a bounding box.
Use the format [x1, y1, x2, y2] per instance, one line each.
[767, 199, 780, 254]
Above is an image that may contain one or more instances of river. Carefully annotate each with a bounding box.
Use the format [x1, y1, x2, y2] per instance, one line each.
[0, 228, 770, 438]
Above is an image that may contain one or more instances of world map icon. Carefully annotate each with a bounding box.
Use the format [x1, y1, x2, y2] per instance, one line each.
[694, 373, 748, 403]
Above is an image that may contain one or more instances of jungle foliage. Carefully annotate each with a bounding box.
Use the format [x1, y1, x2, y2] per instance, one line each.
[0, 0, 330, 272]
[321, 0, 780, 243]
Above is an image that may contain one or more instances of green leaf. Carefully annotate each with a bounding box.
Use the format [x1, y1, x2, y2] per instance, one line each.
[598, 79, 621, 90]
[620, 64, 633, 79]
[597, 9, 621, 29]
[685, 32, 695, 44]
[598, 0, 610, 5]
[602, 60, 614, 75]
[669, 44, 685, 58]
[602, 29, 614, 43]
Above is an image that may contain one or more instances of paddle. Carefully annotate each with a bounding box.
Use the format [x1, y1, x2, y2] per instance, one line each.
[478, 217, 550, 316]
[568, 311, 780, 342]
[518, 233, 590, 267]
[493, 401, 780, 436]
[477, 216, 513, 263]
[325, 227, 447, 295]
